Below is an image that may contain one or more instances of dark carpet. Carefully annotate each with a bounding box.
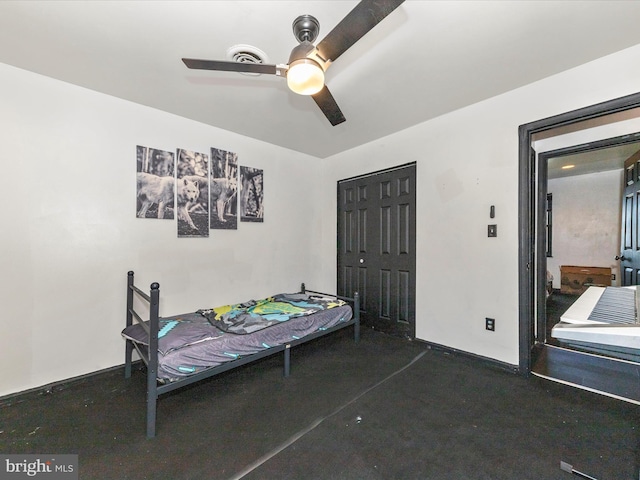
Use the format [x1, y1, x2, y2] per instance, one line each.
[1, 328, 638, 479]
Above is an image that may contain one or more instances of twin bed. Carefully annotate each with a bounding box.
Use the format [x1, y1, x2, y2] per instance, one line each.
[122, 271, 360, 438]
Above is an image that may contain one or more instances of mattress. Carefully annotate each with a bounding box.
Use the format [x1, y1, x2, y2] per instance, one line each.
[122, 293, 353, 382]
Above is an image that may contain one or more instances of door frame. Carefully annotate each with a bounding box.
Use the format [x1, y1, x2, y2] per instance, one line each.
[518, 91, 640, 374]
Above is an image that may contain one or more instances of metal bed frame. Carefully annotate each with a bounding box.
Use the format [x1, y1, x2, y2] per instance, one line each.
[124, 271, 360, 438]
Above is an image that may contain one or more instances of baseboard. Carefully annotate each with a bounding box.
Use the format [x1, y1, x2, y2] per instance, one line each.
[2, 339, 522, 404]
[0, 361, 141, 406]
[414, 338, 520, 375]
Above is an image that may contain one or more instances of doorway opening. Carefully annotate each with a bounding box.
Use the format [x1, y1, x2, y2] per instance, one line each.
[539, 138, 640, 353]
[518, 92, 640, 374]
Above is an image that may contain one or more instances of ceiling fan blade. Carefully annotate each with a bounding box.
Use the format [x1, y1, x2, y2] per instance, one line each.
[312, 86, 346, 126]
[315, 0, 405, 63]
[182, 58, 278, 75]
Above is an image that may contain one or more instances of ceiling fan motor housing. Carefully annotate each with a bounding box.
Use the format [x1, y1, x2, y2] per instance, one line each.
[292, 15, 320, 43]
[288, 41, 316, 64]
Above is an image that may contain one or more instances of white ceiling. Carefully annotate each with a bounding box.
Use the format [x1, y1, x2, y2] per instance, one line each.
[548, 141, 640, 179]
[2, 1, 640, 158]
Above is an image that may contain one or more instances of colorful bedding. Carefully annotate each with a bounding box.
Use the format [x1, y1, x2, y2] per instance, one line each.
[197, 293, 346, 334]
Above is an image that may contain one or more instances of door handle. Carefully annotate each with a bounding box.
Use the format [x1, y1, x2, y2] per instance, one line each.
[615, 254, 627, 261]
[359, 258, 365, 264]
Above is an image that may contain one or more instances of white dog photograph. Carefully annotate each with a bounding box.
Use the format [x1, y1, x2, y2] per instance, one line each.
[210, 147, 239, 230]
[176, 148, 209, 238]
[135, 146, 175, 220]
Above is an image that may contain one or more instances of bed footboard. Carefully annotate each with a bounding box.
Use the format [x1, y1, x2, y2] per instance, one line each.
[124, 271, 359, 438]
[300, 282, 360, 343]
[125, 271, 160, 438]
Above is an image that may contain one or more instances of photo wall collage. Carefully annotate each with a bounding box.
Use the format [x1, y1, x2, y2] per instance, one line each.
[136, 145, 264, 238]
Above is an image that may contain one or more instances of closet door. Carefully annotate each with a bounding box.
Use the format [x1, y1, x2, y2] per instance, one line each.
[338, 163, 416, 338]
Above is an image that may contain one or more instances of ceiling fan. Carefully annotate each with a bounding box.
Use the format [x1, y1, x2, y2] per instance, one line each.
[181, 0, 405, 126]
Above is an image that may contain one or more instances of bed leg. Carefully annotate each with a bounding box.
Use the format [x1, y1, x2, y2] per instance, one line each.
[354, 292, 360, 343]
[147, 281, 160, 439]
[125, 340, 133, 379]
[125, 271, 135, 379]
[283, 345, 291, 377]
[147, 373, 157, 439]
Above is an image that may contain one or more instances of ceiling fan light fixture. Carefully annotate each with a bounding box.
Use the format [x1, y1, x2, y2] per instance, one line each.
[182, 0, 406, 124]
[287, 58, 324, 95]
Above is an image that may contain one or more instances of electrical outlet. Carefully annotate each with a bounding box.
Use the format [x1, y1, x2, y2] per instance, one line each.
[612, 273, 616, 281]
[486, 318, 495, 331]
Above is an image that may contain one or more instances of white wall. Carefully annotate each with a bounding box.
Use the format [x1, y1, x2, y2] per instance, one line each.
[3, 42, 640, 396]
[317, 44, 640, 367]
[547, 170, 622, 288]
[0, 63, 324, 397]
